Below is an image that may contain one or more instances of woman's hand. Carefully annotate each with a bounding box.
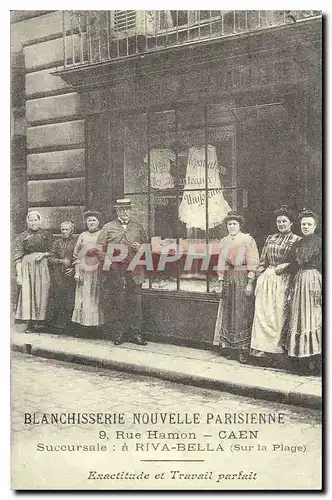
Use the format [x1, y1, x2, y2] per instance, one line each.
[245, 282, 254, 296]
[65, 268, 74, 277]
[16, 275, 22, 286]
[275, 263, 289, 275]
[62, 258, 71, 268]
[35, 252, 49, 262]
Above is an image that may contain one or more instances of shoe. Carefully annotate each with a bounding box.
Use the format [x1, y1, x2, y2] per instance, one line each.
[224, 352, 234, 360]
[25, 322, 35, 333]
[34, 324, 46, 333]
[219, 348, 233, 359]
[252, 350, 266, 358]
[130, 335, 147, 346]
[238, 352, 248, 364]
[114, 335, 125, 345]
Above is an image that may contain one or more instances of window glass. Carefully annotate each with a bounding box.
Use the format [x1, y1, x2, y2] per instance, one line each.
[208, 102, 238, 213]
[148, 110, 178, 290]
[120, 103, 239, 293]
[177, 105, 207, 291]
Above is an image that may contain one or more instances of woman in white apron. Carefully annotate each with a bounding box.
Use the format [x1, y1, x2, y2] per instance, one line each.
[250, 206, 301, 357]
[72, 210, 105, 330]
[14, 210, 53, 333]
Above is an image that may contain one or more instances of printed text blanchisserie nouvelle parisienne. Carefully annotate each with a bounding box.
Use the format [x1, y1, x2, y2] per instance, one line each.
[24, 412, 286, 425]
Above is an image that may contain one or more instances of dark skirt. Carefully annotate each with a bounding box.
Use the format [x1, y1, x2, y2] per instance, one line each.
[213, 273, 254, 350]
[50, 271, 76, 330]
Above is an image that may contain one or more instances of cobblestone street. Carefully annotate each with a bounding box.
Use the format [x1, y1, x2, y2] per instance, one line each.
[11, 352, 322, 490]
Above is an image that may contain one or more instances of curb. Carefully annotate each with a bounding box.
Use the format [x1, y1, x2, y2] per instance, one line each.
[12, 343, 322, 411]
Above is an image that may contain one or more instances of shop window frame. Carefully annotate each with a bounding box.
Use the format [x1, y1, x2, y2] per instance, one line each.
[109, 101, 243, 296]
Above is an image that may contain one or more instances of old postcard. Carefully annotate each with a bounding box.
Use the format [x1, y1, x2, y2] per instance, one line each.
[10, 8, 322, 490]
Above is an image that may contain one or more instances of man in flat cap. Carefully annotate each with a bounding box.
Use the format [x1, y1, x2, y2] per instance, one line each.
[97, 199, 148, 345]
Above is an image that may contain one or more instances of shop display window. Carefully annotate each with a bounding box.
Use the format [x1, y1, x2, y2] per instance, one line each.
[115, 103, 242, 293]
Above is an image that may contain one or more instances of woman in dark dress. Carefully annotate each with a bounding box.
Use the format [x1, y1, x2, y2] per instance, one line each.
[283, 209, 322, 373]
[213, 211, 259, 363]
[49, 221, 77, 334]
[14, 210, 53, 333]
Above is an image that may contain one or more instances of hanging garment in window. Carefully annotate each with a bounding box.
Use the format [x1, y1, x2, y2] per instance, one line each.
[178, 145, 231, 230]
[144, 149, 176, 190]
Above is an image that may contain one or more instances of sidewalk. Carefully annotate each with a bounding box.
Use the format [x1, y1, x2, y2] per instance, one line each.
[11, 327, 321, 410]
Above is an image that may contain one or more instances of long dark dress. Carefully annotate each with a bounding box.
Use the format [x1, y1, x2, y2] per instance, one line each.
[283, 234, 322, 358]
[49, 236, 77, 331]
[213, 232, 259, 351]
[14, 228, 53, 321]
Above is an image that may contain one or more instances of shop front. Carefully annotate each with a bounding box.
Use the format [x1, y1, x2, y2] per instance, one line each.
[57, 16, 321, 348]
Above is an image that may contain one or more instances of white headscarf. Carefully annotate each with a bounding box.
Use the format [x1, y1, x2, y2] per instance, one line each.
[26, 210, 41, 221]
[26, 210, 42, 225]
